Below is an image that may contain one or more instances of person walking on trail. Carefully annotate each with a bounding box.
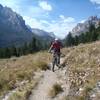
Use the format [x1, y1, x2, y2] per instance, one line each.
[48, 38, 62, 72]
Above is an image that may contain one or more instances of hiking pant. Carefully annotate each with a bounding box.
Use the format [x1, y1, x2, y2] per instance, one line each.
[52, 53, 60, 71]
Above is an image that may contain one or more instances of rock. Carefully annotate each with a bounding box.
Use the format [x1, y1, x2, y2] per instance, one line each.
[0, 4, 34, 47]
[71, 16, 100, 36]
[89, 81, 100, 99]
[90, 94, 96, 98]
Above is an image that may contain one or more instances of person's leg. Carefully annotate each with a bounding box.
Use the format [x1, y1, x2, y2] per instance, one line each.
[52, 63, 55, 72]
[57, 54, 60, 65]
[58, 54, 60, 64]
[52, 55, 55, 72]
[57, 53, 60, 68]
[55, 56, 58, 67]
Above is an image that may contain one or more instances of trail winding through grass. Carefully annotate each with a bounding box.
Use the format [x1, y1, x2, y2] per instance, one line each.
[29, 58, 70, 100]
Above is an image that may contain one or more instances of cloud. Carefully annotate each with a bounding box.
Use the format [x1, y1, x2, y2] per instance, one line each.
[59, 15, 75, 23]
[23, 16, 44, 29]
[89, 0, 100, 10]
[27, 6, 48, 18]
[24, 15, 77, 38]
[0, 0, 20, 12]
[80, 19, 86, 23]
[48, 16, 76, 38]
[90, 0, 100, 4]
[59, 15, 65, 19]
[0, 0, 76, 38]
[39, 1, 52, 11]
[0, 0, 51, 19]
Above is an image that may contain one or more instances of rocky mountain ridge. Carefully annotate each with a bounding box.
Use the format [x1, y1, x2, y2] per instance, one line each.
[71, 16, 100, 36]
[31, 28, 55, 40]
[0, 4, 34, 47]
[0, 4, 55, 47]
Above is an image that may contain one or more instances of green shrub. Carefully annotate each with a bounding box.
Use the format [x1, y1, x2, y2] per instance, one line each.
[49, 84, 63, 98]
[34, 61, 49, 70]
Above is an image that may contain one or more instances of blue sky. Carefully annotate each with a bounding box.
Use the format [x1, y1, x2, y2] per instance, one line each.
[0, 0, 100, 38]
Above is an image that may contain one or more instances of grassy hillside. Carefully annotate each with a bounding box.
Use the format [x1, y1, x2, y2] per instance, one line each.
[0, 51, 51, 98]
[62, 41, 100, 100]
[0, 41, 100, 100]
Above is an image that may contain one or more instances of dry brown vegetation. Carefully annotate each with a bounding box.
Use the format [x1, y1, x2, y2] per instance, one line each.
[62, 41, 100, 99]
[0, 51, 51, 97]
[48, 83, 63, 98]
[0, 41, 100, 100]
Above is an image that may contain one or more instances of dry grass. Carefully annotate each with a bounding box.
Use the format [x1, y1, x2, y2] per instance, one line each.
[8, 80, 39, 100]
[62, 41, 100, 99]
[48, 83, 63, 98]
[0, 51, 51, 96]
[1, 41, 100, 99]
[63, 96, 86, 100]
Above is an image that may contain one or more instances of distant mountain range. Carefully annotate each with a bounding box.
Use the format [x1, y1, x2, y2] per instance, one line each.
[0, 4, 35, 47]
[27, 25, 55, 40]
[71, 16, 100, 36]
[1, 3, 99, 48]
[31, 28, 55, 40]
[0, 4, 55, 47]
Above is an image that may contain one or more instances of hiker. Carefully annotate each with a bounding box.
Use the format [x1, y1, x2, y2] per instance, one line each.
[48, 38, 62, 71]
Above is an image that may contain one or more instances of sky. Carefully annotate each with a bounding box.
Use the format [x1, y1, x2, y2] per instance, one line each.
[0, 0, 100, 38]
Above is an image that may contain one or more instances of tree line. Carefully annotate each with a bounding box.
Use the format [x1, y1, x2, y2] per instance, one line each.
[64, 24, 100, 47]
[1, 24, 100, 58]
[0, 37, 50, 58]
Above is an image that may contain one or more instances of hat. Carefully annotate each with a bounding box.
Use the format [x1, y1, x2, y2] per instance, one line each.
[55, 38, 58, 41]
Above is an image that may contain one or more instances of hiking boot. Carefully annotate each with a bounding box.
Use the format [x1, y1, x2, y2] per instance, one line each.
[52, 69, 54, 72]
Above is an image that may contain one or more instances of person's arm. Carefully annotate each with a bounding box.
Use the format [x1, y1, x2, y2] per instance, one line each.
[48, 45, 53, 53]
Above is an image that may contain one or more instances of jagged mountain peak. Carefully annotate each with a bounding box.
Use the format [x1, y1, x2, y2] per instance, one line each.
[0, 4, 55, 47]
[71, 16, 100, 36]
[0, 4, 34, 47]
[88, 16, 99, 21]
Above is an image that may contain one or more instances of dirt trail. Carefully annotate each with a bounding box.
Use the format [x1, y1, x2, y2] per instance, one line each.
[29, 58, 70, 100]
[29, 70, 58, 100]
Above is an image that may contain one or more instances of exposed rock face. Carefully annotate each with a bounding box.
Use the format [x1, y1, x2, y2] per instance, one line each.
[0, 4, 34, 47]
[31, 28, 55, 40]
[71, 16, 100, 36]
[89, 81, 100, 100]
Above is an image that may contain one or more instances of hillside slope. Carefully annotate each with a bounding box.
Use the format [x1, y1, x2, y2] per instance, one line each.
[71, 16, 100, 36]
[0, 41, 100, 100]
[62, 41, 100, 100]
[0, 4, 34, 47]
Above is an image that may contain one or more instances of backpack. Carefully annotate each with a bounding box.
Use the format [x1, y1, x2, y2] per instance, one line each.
[52, 41, 61, 53]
